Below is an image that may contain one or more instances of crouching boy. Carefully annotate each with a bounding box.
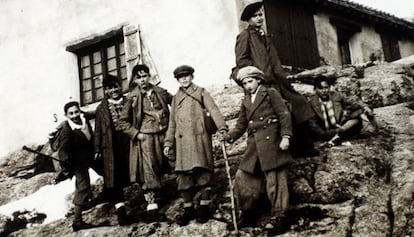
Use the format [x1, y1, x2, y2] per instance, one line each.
[222, 66, 293, 230]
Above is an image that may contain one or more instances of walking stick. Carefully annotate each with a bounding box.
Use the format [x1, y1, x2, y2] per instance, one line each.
[22, 146, 68, 165]
[221, 141, 239, 234]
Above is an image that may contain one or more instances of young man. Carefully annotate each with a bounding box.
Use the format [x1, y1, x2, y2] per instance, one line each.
[235, 0, 318, 158]
[94, 74, 132, 225]
[163, 65, 228, 226]
[309, 77, 373, 145]
[58, 101, 95, 231]
[117, 64, 172, 221]
[222, 66, 293, 230]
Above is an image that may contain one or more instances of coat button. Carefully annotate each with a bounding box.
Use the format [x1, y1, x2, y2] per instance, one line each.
[266, 136, 270, 140]
[179, 135, 183, 138]
[263, 125, 267, 129]
[259, 117, 264, 121]
[249, 120, 253, 124]
[252, 129, 257, 133]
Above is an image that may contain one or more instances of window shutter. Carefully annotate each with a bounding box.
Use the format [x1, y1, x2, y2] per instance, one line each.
[123, 24, 161, 86]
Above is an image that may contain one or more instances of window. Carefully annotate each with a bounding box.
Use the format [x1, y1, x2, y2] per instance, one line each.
[67, 28, 128, 105]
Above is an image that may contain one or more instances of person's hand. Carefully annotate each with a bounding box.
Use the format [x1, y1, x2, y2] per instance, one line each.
[136, 133, 145, 141]
[94, 153, 101, 161]
[279, 137, 290, 150]
[363, 106, 374, 116]
[219, 130, 231, 142]
[286, 75, 295, 80]
[163, 147, 170, 157]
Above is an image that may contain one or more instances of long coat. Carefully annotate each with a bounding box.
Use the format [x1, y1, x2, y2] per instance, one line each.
[235, 25, 314, 124]
[119, 85, 172, 183]
[309, 91, 364, 136]
[228, 86, 293, 174]
[94, 98, 130, 189]
[164, 83, 227, 172]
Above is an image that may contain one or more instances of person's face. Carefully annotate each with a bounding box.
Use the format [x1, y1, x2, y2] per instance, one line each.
[177, 74, 193, 88]
[315, 81, 330, 101]
[65, 105, 82, 125]
[105, 84, 122, 100]
[242, 77, 260, 94]
[133, 71, 150, 89]
[247, 7, 264, 28]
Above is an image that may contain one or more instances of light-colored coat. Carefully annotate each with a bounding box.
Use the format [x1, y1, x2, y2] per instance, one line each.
[164, 83, 226, 172]
[228, 86, 293, 174]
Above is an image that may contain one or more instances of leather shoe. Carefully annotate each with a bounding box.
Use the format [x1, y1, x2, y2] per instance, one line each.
[72, 221, 96, 232]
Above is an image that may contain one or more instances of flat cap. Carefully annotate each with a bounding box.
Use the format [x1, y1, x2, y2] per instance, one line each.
[241, 1, 263, 21]
[173, 65, 194, 78]
[236, 66, 264, 83]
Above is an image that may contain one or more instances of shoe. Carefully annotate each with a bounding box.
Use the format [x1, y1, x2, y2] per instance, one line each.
[117, 206, 132, 226]
[176, 206, 196, 226]
[72, 221, 96, 231]
[196, 204, 211, 223]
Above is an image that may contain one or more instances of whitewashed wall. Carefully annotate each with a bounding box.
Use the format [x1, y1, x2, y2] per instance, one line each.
[0, 0, 238, 158]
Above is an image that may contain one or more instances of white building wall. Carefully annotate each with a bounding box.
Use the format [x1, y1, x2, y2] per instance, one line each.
[313, 12, 341, 65]
[399, 38, 414, 58]
[0, 0, 238, 157]
[349, 26, 383, 64]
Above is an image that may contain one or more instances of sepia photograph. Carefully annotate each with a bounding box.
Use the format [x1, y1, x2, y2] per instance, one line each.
[0, 0, 413, 236]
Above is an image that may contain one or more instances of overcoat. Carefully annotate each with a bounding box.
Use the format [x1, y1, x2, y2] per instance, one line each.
[94, 98, 130, 189]
[235, 25, 315, 124]
[228, 86, 293, 174]
[309, 91, 364, 135]
[164, 83, 227, 172]
[119, 85, 172, 183]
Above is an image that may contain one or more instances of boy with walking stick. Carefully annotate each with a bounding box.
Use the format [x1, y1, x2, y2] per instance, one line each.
[221, 66, 293, 232]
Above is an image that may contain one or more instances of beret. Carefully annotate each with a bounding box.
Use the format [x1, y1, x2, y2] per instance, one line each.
[173, 65, 194, 78]
[236, 66, 264, 83]
[241, 1, 263, 21]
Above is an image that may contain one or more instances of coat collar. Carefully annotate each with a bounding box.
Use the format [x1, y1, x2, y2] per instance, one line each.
[242, 85, 268, 120]
[175, 83, 200, 105]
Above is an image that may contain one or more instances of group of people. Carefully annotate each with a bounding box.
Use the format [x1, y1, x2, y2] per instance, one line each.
[56, 0, 374, 232]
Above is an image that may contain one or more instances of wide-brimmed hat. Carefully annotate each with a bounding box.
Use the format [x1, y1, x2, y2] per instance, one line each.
[241, 1, 263, 21]
[236, 66, 264, 84]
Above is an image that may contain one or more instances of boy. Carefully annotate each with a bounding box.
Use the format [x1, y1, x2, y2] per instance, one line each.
[94, 74, 132, 225]
[222, 66, 293, 230]
[163, 65, 228, 226]
[58, 101, 95, 231]
[118, 64, 172, 221]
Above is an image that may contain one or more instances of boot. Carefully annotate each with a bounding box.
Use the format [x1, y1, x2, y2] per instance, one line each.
[72, 220, 96, 231]
[116, 205, 132, 226]
[176, 204, 196, 226]
[196, 200, 212, 223]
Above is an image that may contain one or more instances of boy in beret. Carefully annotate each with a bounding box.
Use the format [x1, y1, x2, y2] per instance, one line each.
[117, 64, 173, 221]
[163, 65, 228, 226]
[94, 74, 132, 225]
[235, 0, 319, 158]
[222, 66, 293, 230]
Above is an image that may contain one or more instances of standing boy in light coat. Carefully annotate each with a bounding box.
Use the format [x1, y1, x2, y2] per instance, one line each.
[222, 66, 293, 231]
[163, 65, 228, 226]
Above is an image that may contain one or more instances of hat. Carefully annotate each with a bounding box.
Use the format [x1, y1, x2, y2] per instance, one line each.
[132, 64, 150, 76]
[241, 1, 263, 21]
[236, 66, 264, 83]
[103, 74, 121, 88]
[173, 65, 194, 78]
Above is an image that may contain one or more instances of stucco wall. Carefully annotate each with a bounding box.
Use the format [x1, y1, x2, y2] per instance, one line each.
[399, 38, 414, 58]
[314, 12, 341, 65]
[349, 26, 383, 64]
[0, 0, 238, 157]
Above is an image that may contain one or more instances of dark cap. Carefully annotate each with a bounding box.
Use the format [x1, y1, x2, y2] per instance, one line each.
[102, 74, 121, 88]
[173, 65, 194, 78]
[241, 1, 263, 21]
[132, 64, 150, 76]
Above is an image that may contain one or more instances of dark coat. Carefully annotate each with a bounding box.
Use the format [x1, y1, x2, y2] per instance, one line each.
[119, 85, 172, 182]
[94, 98, 130, 189]
[228, 86, 293, 174]
[164, 83, 227, 172]
[59, 120, 93, 170]
[309, 91, 364, 137]
[235, 25, 315, 124]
